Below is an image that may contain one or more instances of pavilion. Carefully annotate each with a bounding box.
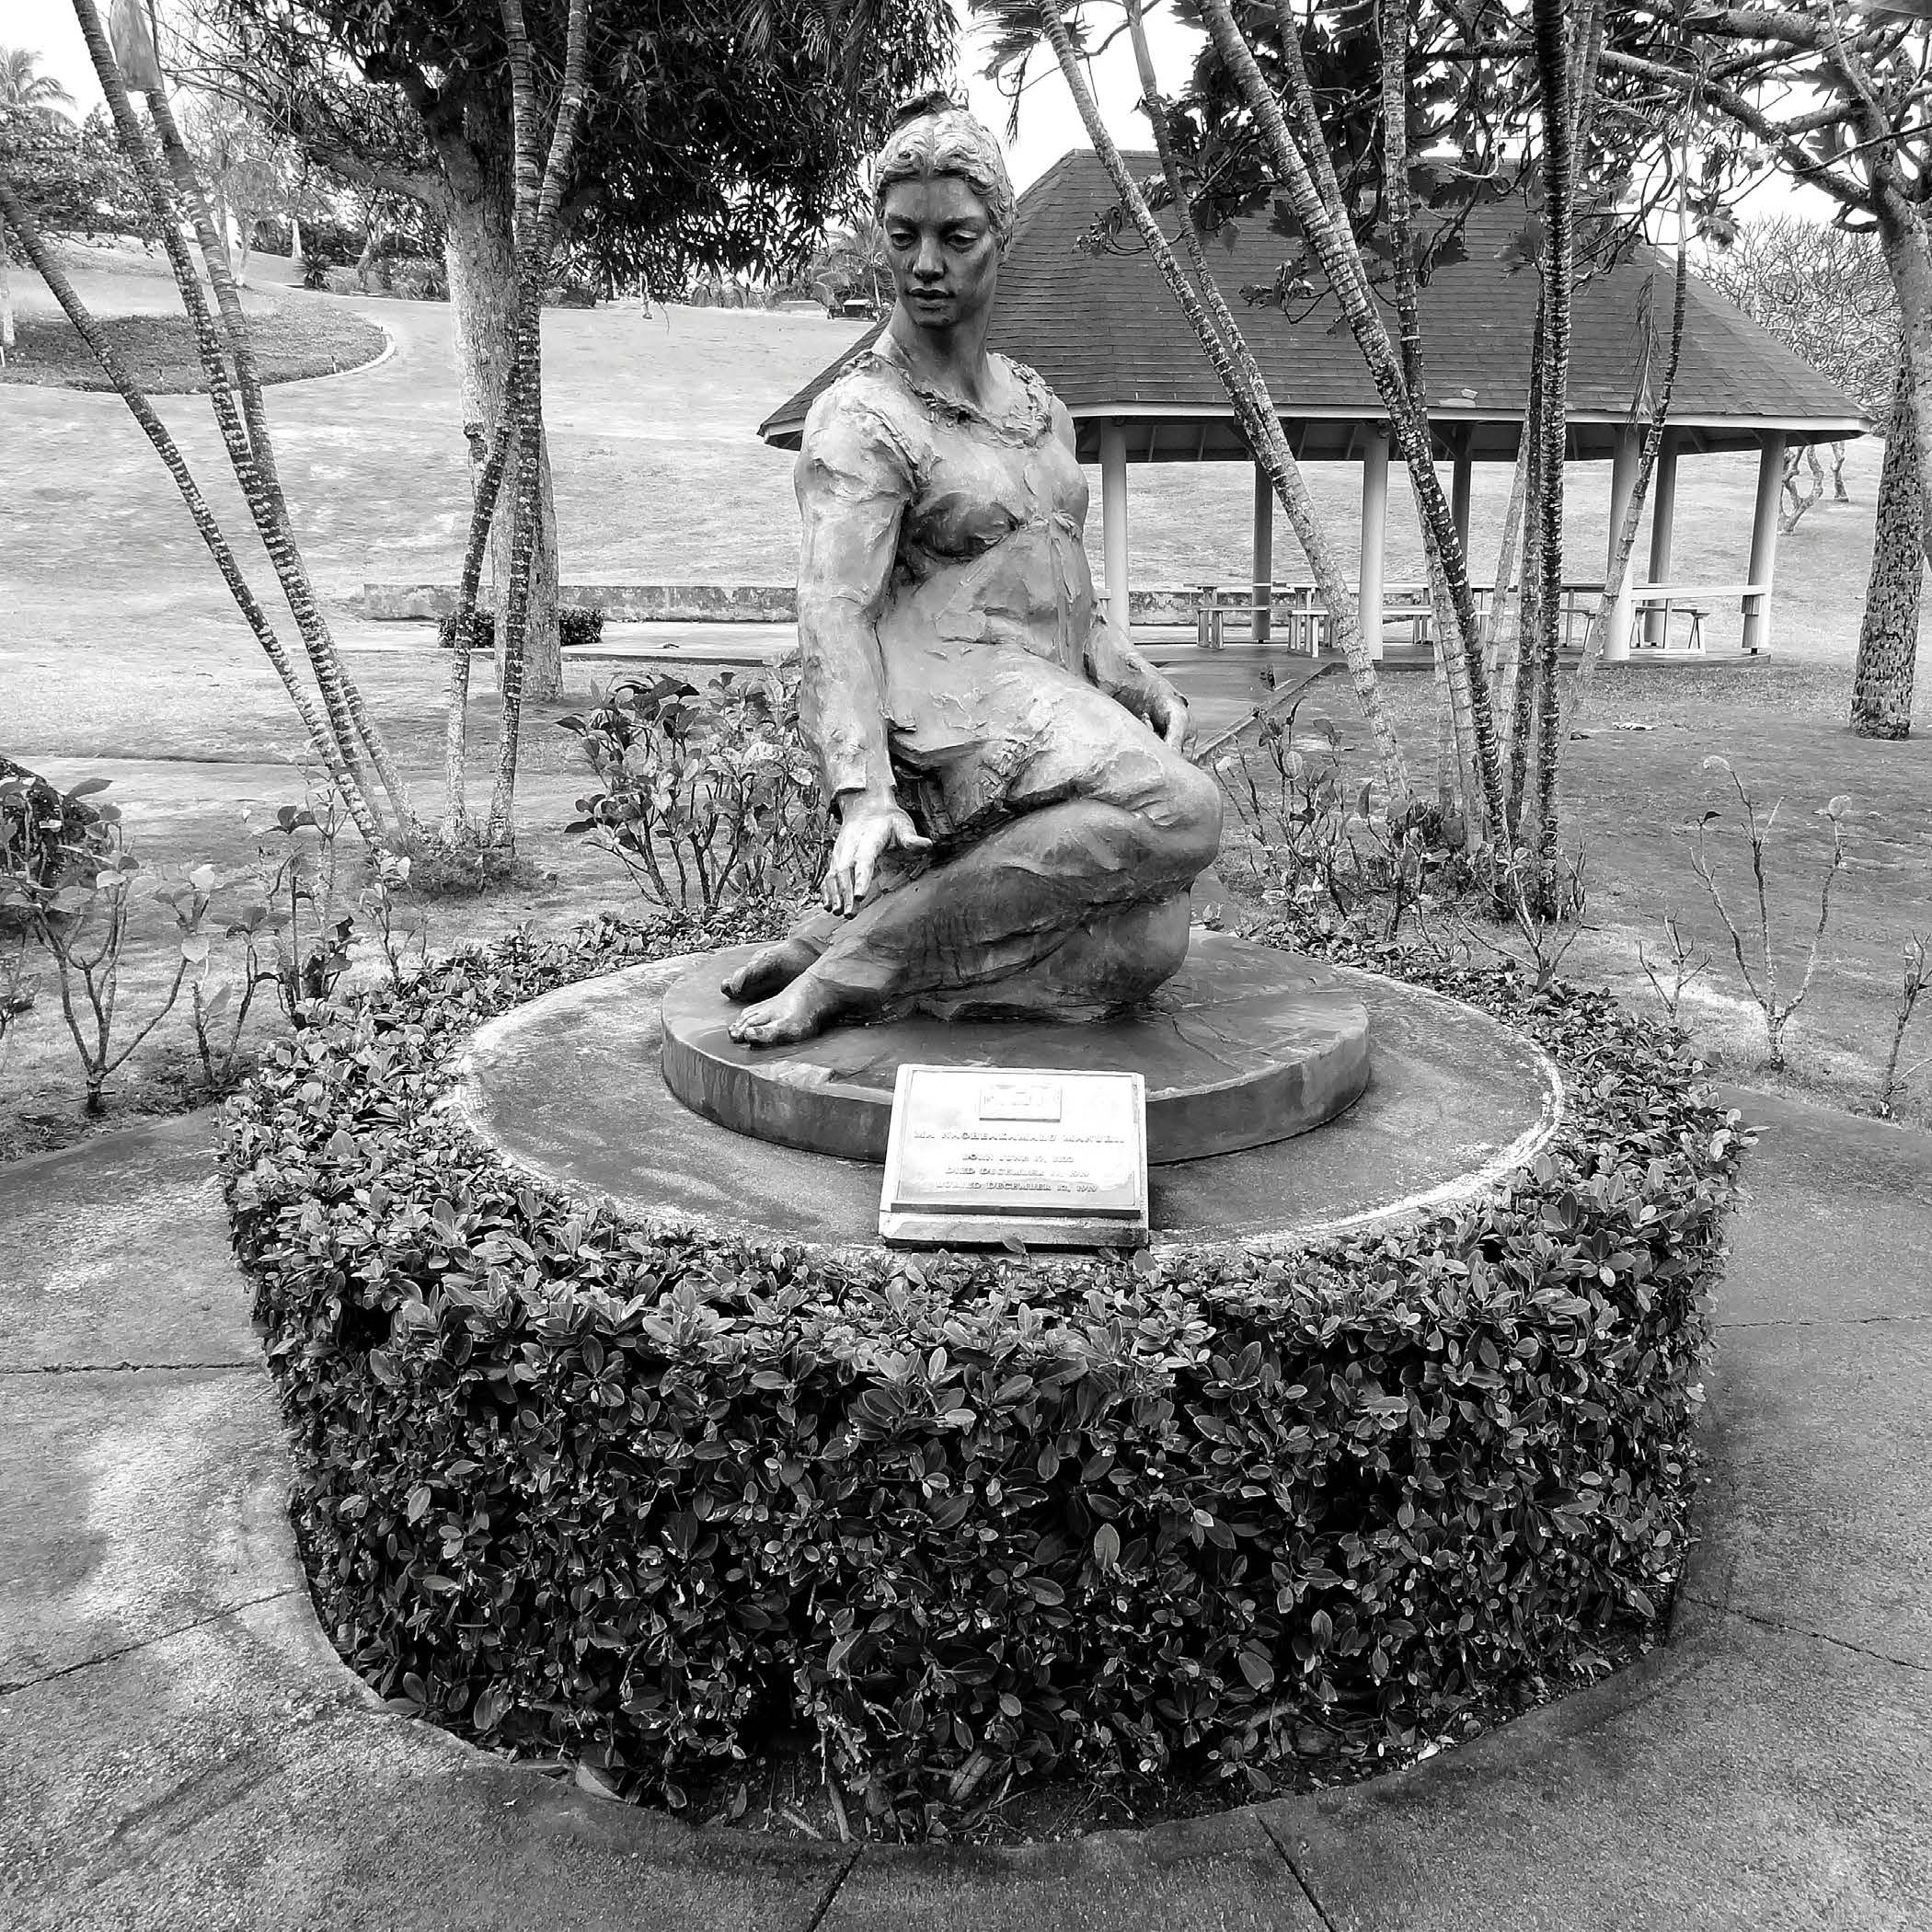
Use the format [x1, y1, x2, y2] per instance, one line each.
[759, 148, 1869, 659]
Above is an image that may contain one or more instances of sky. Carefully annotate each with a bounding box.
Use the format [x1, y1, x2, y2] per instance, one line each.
[7, 0, 1815, 215]
[5, 2, 1190, 183]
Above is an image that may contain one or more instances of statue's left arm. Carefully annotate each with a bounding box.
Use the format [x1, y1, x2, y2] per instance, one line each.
[1054, 402, 1190, 751]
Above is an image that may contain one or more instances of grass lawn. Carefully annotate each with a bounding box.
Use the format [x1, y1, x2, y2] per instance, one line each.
[1, 243, 1927, 1156]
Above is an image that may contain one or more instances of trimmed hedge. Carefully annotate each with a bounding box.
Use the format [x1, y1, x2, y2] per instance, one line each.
[219, 911, 1744, 1827]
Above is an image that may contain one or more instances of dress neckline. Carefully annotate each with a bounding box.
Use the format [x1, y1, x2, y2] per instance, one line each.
[853, 336, 1054, 449]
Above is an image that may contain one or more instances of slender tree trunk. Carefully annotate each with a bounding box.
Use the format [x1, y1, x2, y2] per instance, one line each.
[1531, 0, 1575, 872]
[443, 385, 521, 837]
[1571, 189, 1690, 718]
[1202, 0, 1503, 847]
[1110, 0, 1409, 803]
[0, 176, 369, 821]
[1853, 354, 1923, 740]
[1507, 408, 1543, 836]
[70, 0, 413, 844]
[440, 125, 561, 702]
[1486, 442, 1528, 687]
[483, 0, 590, 842]
[143, 86, 282, 502]
[1377, 0, 1474, 813]
[1, 244, 13, 358]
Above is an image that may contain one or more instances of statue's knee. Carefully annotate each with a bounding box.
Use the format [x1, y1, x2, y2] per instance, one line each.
[1165, 759, 1223, 870]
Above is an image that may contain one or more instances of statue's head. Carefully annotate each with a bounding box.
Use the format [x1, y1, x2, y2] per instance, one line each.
[873, 96, 1017, 247]
[873, 97, 1014, 336]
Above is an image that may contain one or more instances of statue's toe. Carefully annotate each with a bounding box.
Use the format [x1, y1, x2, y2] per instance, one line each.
[722, 939, 815, 1004]
[728, 978, 835, 1048]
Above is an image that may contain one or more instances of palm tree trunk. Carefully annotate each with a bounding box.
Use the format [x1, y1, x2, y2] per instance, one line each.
[1852, 352, 1923, 740]
[1200, 0, 1504, 847]
[1090, 0, 1410, 803]
[144, 85, 282, 501]
[1376, 0, 1477, 812]
[1531, 0, 1576, 871]
[1505, 349, 1546, 834]
[70, 0, 416, 844]
[0, 176, 377, 839]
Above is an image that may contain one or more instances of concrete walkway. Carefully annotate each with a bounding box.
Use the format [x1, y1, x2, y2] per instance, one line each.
[2, 1089, 1927, 1930]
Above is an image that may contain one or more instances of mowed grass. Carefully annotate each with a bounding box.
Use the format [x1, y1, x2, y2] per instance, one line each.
[0, 244, 1926, 1153]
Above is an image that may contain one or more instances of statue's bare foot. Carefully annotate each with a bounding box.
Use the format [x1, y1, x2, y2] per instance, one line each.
[721, 938, 816, 1004]
[728, 972, 847, 1047]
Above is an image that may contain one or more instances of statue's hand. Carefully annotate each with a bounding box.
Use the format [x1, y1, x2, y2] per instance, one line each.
[1144, 676, 1190, 752]
[825, 796, 932, 915]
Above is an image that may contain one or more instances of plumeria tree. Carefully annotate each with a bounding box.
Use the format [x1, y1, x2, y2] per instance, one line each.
[1601, 3, 1932, 739]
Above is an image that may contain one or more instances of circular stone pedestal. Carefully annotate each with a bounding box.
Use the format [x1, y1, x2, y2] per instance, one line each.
[660, 932, 1369, 1165]
[455, 945, 1564, 1250]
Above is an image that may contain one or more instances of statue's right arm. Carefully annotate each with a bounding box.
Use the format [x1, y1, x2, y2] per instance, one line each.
[794, 387, 911, 814]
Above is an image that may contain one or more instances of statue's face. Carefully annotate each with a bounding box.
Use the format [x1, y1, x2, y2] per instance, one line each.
[880, 175, 999, 334]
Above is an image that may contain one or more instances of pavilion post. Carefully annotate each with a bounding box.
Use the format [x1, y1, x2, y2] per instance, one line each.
[1742, 432, 1786, 654]
[1645, 429, 1678, 646]
[1360, 427, 1389, 661]
[1450, 432, 1473, 557]
[1100, 420, 1130, 630]
[1251, 459, 1274, 645]
[1605, 425, 1639, 662]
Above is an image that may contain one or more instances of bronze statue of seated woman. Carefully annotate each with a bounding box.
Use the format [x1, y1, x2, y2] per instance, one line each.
[726, 98, 1222, 1048]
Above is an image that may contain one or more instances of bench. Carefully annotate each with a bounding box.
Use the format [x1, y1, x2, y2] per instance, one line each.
[1194, 582, 1325, 652]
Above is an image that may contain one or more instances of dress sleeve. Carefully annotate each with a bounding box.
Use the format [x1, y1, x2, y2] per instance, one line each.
[794, 380, 916, 807]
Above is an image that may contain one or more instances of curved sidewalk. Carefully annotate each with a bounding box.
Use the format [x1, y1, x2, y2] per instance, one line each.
[2, 1089, 1927, 1930]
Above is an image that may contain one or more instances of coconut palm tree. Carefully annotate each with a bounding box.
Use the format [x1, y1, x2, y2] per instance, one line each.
[1, 48, 77, 360]
[0, 47, 76, 119]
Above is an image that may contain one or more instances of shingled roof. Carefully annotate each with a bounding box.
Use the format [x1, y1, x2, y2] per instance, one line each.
[759, 148, 1868, 465]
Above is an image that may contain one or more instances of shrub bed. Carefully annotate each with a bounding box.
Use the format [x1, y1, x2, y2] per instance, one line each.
[0, 302, 387, 393]
[219, 911, 1744, 1829]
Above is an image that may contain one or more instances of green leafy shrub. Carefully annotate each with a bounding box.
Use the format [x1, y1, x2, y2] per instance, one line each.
[219, 912, 1743, 1830]
[558, 605, 606, 650]
[560, 669, 825, 912]
[436, 607, 493, 654]
[0, 774, 211, 1111]
[1, 755, 107, 917]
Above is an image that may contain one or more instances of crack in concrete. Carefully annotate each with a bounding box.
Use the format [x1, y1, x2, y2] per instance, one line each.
[0, 1587, 298, 1697]
[799, 1845, 863, 1932]
[1255, 1809, 1340, 1932]
[2, 1361, 254, 1376]
[1683, 1592, 1932, 1677]
[1715, 1312, 1931, 1330]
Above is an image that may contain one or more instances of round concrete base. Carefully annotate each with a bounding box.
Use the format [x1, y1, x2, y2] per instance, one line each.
[454, 949, 1563, 1251]
[660, 933, 1372, 1165]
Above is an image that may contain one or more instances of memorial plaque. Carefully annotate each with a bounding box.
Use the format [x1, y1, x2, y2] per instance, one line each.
[879, 1064, 1148, 1249]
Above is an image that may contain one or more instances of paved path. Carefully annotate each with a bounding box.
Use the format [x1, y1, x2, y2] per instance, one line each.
[2, 1088, 1927, 1929]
